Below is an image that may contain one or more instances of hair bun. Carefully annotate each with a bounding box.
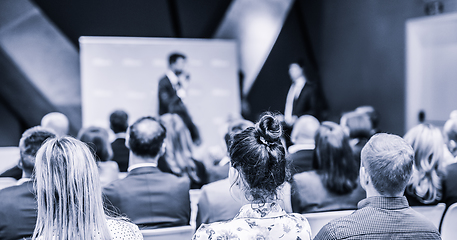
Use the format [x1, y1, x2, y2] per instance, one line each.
[255, 113, 283, 144]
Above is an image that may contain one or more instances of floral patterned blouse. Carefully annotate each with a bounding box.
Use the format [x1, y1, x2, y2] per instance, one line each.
[192, 202, 311, 240]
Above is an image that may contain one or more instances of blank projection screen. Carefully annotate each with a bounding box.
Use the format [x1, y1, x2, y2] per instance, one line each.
[80, 37, 240, 146]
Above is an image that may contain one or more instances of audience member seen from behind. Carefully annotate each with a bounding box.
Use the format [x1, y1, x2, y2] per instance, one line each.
[340, 111, 373, 163]
[32, 137, 142, 239]
[196, 119, 253, 228]
[355, 105, 380, 134]
[40, 112, 70, 137]
[292, 121, 365, 213]
[403, 124, 446, 206]
[103, 116, 191, 228]
[287, 115, 320, 175]
[78, 126, 120, 187]
[0, 112, 70, 180]
[443, 118, 457, 208]
[158, 113, 207, 189]
[110, 110, 130, 172]
[193, 113, 311, 240]
[0, 127, 55, 240]
[315, 133, 440, 240]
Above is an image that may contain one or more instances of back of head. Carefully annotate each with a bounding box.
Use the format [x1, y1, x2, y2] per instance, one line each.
[77, 126, 113, 162]
[314, 121, 358, 194]
[19, 126, 56, 175]
[361, 133, 414, 196]
[443, 118, 457, 156]
[355, 105, 379, 130]
[291, 115, 320, 144]
[40, 112, 69, 137]
[128, 116, 166, 159]
[224, 118, 255, 151]
[33, 137, 109, 239]
[343, 112, 373, 139]
[403, 124, 444, 203]
[110, 110, 129, 133]
[229, 113, 287, 204]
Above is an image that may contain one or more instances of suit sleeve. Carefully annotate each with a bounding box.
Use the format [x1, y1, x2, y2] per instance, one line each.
[158, 77, 180, 114]
[103, 184, 122, 216]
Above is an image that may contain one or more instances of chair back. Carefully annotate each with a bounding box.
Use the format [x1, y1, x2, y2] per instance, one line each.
[141, 225, 194, 240]
[411, 203, 446, 228]
[441, 203, 457, 240]
[302, 210, 354, 238]
[189, 189, 202, 228]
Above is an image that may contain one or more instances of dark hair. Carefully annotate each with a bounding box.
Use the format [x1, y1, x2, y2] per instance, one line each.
[19, 126, 56, 173]
[229, 113, 288, 204]
[77, 126, 112, 162]
[168, 52, 186, 66]
[313, 121, 358, 194]
[345, 112, 372, 139]
[128, 116, 166, 158]
[109, 110, 128, 133]
[362, 133, 414, 196]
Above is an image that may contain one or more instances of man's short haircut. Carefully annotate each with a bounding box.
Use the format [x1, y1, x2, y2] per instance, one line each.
[40, 112, 69, 137]
[19, 126, 56, 173]
[109, 110, 129, 133]
[361, 133, 414, 196]
[168, 52, 186, 66]
[128, 116, 166, 158]
[291, 115, 320, 144]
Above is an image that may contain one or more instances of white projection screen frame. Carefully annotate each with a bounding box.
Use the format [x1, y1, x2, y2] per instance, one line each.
[80, 37, 240, 147]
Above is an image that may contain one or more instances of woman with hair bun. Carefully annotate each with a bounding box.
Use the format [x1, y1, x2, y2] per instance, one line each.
[32, 137, 142, 239]
[192, 113, 311, 240]
[404, 124, 446, 205]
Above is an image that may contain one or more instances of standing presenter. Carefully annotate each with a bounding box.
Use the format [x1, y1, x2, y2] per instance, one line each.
[158, 52, 200, 144]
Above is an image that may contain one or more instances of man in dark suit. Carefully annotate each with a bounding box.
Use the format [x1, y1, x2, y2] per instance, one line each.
[109, 110, 130, 172]
[287, 115, 320, 175]
[103, 116, 191, 228]
[158, 52, 200, 144]
[284, 62, 319, 126]
[0, 126, 56, 240]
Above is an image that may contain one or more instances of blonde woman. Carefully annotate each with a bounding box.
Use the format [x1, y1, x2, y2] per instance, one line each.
[404, 124, 446, 205]
[32, 137, 142, 239]
[159, 113, 207, 189]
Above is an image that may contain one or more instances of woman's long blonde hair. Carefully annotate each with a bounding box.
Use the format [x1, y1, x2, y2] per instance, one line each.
[404, 124, 445, 204]
[32, 137, 111, 240]
[160, 113, 200, 183]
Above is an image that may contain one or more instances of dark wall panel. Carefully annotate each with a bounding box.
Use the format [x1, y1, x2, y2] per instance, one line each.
[32, 0, 175, 47]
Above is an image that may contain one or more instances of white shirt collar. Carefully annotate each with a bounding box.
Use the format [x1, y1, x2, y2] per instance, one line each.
[127, 162, 157, 172]
[166, 70, 179, 86]
[288, 143, 315, 154]
[218, 156, 231, 166]
[115, 132, 126, 139]
[16, 177, 31, 186]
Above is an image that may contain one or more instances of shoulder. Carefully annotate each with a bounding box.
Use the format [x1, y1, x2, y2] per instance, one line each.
[202, 178, 229, 191]
[293, 171, 320, 185]
[107, 218, 143, 239]
[193, 214, 311, 240]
